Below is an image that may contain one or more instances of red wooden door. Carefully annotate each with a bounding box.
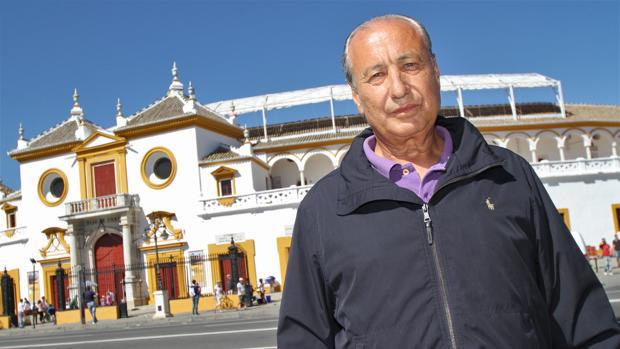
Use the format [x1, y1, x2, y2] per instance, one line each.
[93, 162, 116, 197]
[218, 254, 248, 292]
[160, 263, 179, 299]
[94, 234, 125, 299]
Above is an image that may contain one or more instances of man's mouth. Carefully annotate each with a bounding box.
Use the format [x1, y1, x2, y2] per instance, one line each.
[391, 104, 420, 115]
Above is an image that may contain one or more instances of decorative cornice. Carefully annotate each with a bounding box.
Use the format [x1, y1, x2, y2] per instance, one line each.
[39, 227, 70, 258]
[200, 156, 270, 171]
[9, 141, 82, 162]
[115, 114, 243, 139]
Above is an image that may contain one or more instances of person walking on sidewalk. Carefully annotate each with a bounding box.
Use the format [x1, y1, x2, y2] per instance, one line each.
[600, 238, 613, 275]
[190, 279, 201, 315]
[613, 233, 620, 268]
[83, 286, 98, 324]
[17, 299, 24, 328]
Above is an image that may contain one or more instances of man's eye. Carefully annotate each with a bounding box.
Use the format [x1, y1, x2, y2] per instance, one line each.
[367, 72, 385, 83]
[403, 63, 420, 71]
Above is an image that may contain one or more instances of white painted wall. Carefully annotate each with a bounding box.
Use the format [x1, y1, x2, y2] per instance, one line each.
[543, 175, 620, 246]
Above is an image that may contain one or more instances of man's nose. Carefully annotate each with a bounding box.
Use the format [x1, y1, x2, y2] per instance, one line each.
[388, 70, 408, 100]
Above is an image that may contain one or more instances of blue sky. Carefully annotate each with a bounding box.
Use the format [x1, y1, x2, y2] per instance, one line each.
[1, 0, 618, 190]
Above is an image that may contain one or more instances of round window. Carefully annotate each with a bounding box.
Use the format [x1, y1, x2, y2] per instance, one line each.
[141, 147, 177, 189]
[38, 169, 68, 206]
[50, 177, 65, 198]
[154, 157, 172, 180]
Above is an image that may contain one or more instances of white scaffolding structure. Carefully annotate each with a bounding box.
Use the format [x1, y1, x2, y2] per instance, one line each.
[206, 73, 566, 139]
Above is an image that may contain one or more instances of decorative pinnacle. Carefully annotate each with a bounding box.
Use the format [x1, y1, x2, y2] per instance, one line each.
[172, 61, 179, 82]
[168, 61, 184, 94]
[73, 88, 79, 106]
[188, 81, 196, 100]
[230, 101, 236, 115]
[243, 125, 249, 140]
[18, 123, 24, 140]
[116, 98, 123, 117]
[70, 88, 84, 118]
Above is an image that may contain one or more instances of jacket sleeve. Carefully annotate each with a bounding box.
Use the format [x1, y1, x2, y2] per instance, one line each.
[277, 204, 339, 349]
[528, 166, 620, 348]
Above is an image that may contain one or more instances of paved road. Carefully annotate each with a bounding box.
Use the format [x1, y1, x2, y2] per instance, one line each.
[0, 316, 278, 349]
[1, 272, 618, 349]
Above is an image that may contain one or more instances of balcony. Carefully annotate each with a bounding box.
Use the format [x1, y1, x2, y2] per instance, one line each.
[62, 193, 141, 220]
[532, 157, 620, 178]
[0, 226, 28, 246]
[200, 185, 312, 217]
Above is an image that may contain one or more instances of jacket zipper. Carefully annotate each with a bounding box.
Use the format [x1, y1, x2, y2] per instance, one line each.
[423, 203, 457, 349]
[422, 162, 502, 349]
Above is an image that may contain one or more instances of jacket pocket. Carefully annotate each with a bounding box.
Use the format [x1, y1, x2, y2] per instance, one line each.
[459, 309, 541, 349]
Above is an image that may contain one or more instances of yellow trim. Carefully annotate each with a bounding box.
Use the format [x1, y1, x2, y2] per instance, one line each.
[207, 240, 257, 292]
[201, 157, 270, 171]
[144, 211, 183, 241]
[40, 259, 71, 305]
[260, 138, 352, 153]
[141, 249, 187, 305]
[211, 166, 237, 204]
[3, 203, 17, 229]
[140, 147, 177, 190]
[169, 295, 240, 315]
[0, 269, 21, 317]
[78, 150, 128, 200]
[56, 305, 119, 324]
[10, 142, 81, 162]
[277, 236, 292, 289]
[139, 241, 187, 252]
[477, 120, 620, 133]
[557, 208, 571, 230]
[37, 168, 69, 207]
[39, 227, 71, 258]
[72, 131, 127, 155]
[612, 204, 620, 234]
[115, 115, 244, 140]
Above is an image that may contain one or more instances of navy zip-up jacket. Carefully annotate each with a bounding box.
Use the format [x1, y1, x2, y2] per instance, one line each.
[278, 116, 620, 348]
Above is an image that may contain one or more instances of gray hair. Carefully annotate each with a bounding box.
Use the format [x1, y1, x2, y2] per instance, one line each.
[342, 14, 434, 88]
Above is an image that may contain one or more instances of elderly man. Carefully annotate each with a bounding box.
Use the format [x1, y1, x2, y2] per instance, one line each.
[277, 14, 620, 348]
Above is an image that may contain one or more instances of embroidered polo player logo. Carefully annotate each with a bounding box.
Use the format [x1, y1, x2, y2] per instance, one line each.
[486, 197, 495, 210]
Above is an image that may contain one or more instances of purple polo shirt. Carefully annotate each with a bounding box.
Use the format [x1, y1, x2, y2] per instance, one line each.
[363, 126, 453, 203]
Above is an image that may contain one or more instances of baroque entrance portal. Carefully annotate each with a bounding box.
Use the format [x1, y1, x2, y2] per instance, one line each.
[94, 234, 125, 301]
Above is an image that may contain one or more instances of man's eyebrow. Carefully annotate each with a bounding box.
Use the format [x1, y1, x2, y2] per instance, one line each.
[361, 64, 385, 79]
[397, 53, 424, 63]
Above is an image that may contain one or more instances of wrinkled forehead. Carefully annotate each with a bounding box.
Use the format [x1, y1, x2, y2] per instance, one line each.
[348, 19, 429, 64]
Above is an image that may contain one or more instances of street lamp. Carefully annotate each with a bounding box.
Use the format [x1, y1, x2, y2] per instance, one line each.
[29, 258, 36, 329]
[147, 220, 169, 291]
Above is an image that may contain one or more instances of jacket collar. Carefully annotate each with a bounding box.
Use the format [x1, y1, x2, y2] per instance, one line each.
[336, 116, 504, 215]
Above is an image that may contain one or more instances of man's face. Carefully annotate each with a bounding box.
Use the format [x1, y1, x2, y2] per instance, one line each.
[348, 19, 441, 141]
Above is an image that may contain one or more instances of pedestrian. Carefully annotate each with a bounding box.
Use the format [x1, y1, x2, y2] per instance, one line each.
[257, 278, 266, 304]
[237, 277, 246, 309]
[226, 274, 234, 295]
[214, 281, 223, 311]
[107, 290, 115, 305]
[613, 233, 620, 268]
[190, 279, 201, 315]
[244, 280, 254, 307]
[17, 299, 24, 328]
[278, 14, 620, 348]
[600, 238, 613, 275]
[40, 296, 49, 323]
[47, 303, 56, 324]
[83, 286, 98, 324]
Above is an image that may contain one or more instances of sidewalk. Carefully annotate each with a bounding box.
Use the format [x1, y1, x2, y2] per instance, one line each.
[0, 293, 282, 337]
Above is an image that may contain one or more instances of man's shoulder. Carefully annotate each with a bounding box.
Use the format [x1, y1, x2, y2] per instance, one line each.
[298, 168, 342, 210]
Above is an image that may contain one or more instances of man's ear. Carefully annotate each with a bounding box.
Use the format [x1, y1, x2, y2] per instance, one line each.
[350, 85, 365, 115]
[432, 55, 441, 81]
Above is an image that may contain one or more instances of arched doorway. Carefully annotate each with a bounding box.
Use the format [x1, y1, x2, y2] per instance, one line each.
[94, 234, 125, 304]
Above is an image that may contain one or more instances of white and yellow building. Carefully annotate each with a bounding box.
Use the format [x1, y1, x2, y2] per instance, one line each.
[1, 65, 619, 310]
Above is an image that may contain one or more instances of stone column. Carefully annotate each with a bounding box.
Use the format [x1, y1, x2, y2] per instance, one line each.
[299, 170, 306, 186]
[611, 141, 618, 158]
[528, 138, 539, 163]
[66, 223, 81, 301]
[582, 134, 592, 160]
[556, 136, 566, 161]
[120, 214, 143, 308]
